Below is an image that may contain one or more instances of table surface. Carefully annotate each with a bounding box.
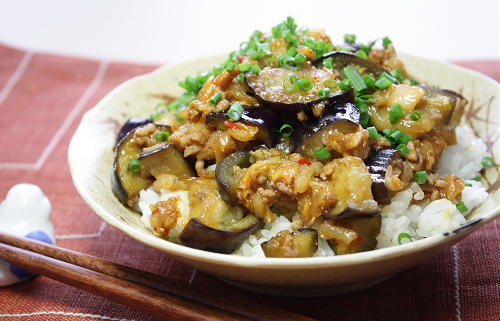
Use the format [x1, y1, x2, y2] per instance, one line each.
[0, 43, 498, 321]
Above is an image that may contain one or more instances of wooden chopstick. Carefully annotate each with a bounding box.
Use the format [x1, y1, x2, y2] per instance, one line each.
[0, 232, 316, 321]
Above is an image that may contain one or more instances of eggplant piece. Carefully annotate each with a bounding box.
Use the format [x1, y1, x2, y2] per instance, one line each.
[112, 124, 171, 207]
[139, 143, 195, 179]
[115, 118, 152, 145]
[297, 103, 368, 160]
[324, 156, 380, 218]
[206, 107, 283, 146]
[313, 51, 387, 77]
[365, 149, 401, 205]
[180, 215, 261, 254]
[215, 150, 251, 204]
[421, 86, 467, 126]
[275, 136, 294, 154]
[245, 67, 354, 117]
[326, 216, 381, 255]
[261, 229, 318, 258]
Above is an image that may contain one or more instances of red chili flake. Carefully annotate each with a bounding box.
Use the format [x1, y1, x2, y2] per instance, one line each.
[224, 121, 243, 129]
[298, 157, 312, 165]
[355, 236, 364, 244]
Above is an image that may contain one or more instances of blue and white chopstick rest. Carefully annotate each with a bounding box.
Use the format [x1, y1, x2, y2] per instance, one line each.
[0, 184, 55, 286]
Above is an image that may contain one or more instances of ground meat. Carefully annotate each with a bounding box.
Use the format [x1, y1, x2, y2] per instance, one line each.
[406, 134, 447, 172]
[150, 198, 183, 237]
[434, 175, 464, 202]
[369, 46, 408, 76]
[170, 122, 213, 157]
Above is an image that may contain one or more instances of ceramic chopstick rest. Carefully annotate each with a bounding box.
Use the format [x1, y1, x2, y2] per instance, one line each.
[0, 184, 55, 286]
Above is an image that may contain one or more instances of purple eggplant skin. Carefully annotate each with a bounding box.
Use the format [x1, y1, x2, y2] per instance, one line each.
[328, 216, 381, 255]
[420, 86, 468, 126]
[206, 107, 283, 147]
[215, 150, 251, 204]
[115, 118, 152, 146]
[365, 148, 400, 205]
[112, 124, 171, 208]
[179, 216, 262, 254]
[313, 51, 387, 77]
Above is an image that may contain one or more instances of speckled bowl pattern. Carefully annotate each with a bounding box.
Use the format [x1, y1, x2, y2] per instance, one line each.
[68, 54, 500, 296]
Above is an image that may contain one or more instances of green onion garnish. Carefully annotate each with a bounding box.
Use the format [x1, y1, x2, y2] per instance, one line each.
[389, 103, 405, 124]
[355, 50, 368, 59]
[227, 103, 244, 121]
[344, 34, 357, 44]
[481, 156, 495, 168]
[225, 62, 236, 72]
[279, 54, 300, 70]
[472, 176, 482, 181]
[456, 201, 468, 214]
[209, 92, 223, 106]
[368, 126, 381, 139]
[391, 69, 404, 82]
[237, 63, 252, 73]
[323, 57, 333, 69]
[314, 146, 331, 161]
[397, 143, 409, 156]
[279, 123, 294, 137]
[249, 65, 261, 74]
[236, 74, 245, 83]
[390, 130, 411, 144]
[397, 232, 412, 244]
[410, 110, 422, 121]
[374, 72, 396, 90]
[317, 88, 331, 98]
[415, 171, 428, 184]
[129, 159, 141, 173]
[283, 73, 297, 92]
[382, 36, 392, 49]
[338, 79, 353, 91]
[343, 66, 367, 92]
[360, 112, 370, 128]
[294, 52, 307, 65]
[155, 131, 170, 142]
[323, 79, 337, 88]
[409, 78, 420, 85]
[296, 78, 314, 91]
[363, 74, 376, 89]
[464, 183, 473, 187]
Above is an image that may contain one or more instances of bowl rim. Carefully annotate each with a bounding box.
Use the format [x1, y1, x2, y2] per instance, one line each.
[68, 53, 500, 269]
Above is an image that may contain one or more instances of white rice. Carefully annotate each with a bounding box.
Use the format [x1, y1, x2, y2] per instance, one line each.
[137, 125, 490, 256]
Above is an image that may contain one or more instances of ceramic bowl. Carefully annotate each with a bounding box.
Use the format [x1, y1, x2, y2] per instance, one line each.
[68, 54, 499, 296]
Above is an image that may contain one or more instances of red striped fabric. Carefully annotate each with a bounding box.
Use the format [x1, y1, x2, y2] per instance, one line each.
[0, 43, 498, 321]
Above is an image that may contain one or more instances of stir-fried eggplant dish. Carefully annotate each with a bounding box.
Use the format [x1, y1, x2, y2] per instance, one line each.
[112, 17, 489, 257]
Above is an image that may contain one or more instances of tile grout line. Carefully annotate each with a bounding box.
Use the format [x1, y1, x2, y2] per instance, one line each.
[0, 51, 33, 107]
[451, 245, 462, 321]
[0, 60, 109, 170]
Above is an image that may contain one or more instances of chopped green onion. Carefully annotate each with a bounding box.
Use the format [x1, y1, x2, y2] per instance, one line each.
[283, 73, 297, 92]
[355, 50, 368, 59]
[227, 103, 244, 121]
[344, 34, 357, 44]
[343, 66, 367, 92]
[155, 131, 170, 142]
[279, 54, 300, 70]
[175, 114, 186, 122]
[323, 57, 333, 69]
[382, 36, 392, 49]
[456, 201, 468, 214]
[317, 88, 331, 98]
[390, 130, 411, 145]
[363, 74, 376, 89]
[237, 63, 252, 73]
[391, 69, 404, 82]
[249, 65, 261, 74]
[397, 232, 412, 244]
[323, 79, 337, 88]
[464, 183, 473, 187]
[279, 123, 294, 137]
[338, 79, 353, 91]
[360, 40, 376, 54]
[209, 92, 223, 106]
[360, 112, 370, 128]
[410, 110, 422, 121]
[287, 47, 298, 56]
[481, 156, 495, 168]
[129, 159, 141, 173]
[314, 146, 331, 161]
[374, 72, 396, 90]
[368, 126, 381, 139]
[397, 143, 409, 156]
[236, 74, 245, 83]
[415, 171, 428, 184]
[389, 103, 405, 124]
[294, 52, 307, 65]
[225, 62, 236, 71]
[409, 78, 420, 85]
[472, 176, 482, 181]
[296, 78, 314, 91]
